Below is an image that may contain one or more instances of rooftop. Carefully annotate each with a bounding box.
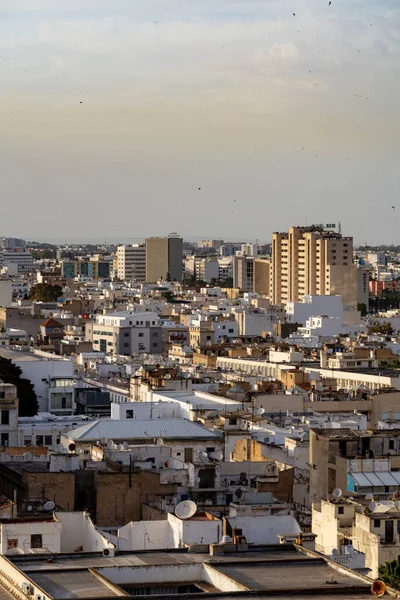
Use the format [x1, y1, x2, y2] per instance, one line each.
[68, 418, 223, 442]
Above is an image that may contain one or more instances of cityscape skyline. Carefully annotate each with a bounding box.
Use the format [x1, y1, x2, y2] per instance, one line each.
[1, 0, 400, 244]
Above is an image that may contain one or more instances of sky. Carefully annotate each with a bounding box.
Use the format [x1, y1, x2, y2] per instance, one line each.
[1, 0, 400, 245]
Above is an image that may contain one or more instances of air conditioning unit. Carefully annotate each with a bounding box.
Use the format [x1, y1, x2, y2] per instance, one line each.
[102, 548, 115, 557]
[22, 583, 34, 595]
[35, 595, 42, 600]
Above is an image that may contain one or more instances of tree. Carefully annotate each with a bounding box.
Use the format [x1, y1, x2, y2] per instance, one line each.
[0, 357, 39, 416]
[379, 559, 400, 589]
[368, 321, 394, 336]
[29, 283, 63, 302]
[357, 303, 367, 317]
[161, 290, 176, 302]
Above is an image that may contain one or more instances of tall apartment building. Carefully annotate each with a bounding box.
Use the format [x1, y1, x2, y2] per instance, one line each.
[0, 238, 26, 249]
[253, 257, 270, 295]
[271, 226, 357, 307]
[233, 255, 254, 291]
[145, 235, 183, 282]
[116, 244, 146, 281]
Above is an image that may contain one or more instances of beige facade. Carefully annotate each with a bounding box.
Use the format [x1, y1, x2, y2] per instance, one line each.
[272, 227, 357, 307]
[253, 258, 270, 295]
[116, 244, 146, 281]
[145, 236, 183, 282]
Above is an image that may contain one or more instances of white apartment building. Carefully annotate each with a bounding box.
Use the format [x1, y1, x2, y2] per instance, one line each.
[272, 226, 357, 307]
[195, 258, 219, 283]
[116, 244, 146, 281]
[89, 311, 162, 356]
[0, 251, 34, 273]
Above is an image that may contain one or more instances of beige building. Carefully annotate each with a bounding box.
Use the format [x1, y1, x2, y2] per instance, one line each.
[116, 244, 146, 281]
[233, 256, 254, 291]
[272, 226, 357, 307]
[145, 235, 183, 282]
[253, 257, 270, 295]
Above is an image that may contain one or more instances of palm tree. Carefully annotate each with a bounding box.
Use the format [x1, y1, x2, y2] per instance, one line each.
[378, 559, 400, 589]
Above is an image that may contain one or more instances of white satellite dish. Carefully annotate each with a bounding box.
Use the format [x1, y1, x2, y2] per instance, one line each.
[215, 451, 223, 461]
[156, 438, 163, 446]
[203, 377, 210, 383]
[101, 438, 108, 445]
[27, 505, 33, 512]
[175, 500, 197, 519]
[369, 501, 378, 511]
[164, 374, 172, 380]
[332, 548, 338, 556]
[183, 373, 191, 379]
[123, 441, 129, 449]
[76, 448, 83, 455]
[395, 501, 400, 510]
[44, 501, 56, 511]
[332, 488, 342, 499]
[107, 439, 114, 448]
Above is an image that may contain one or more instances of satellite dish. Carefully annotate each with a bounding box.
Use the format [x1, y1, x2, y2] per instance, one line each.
[203, 378, 210, 383]
[107, 439, 114, 448]
[55, 444, 64, 453]
[394, 500, 400, 510]
[332, 488, 342, 499]
[215, 451, 223, 461]
[44, 501, 56, 511]
[27, 505, 33, 512]
[68, 443, 76, 452]
[123, 441, 129, 449]
[175, 500, 197, 519]
[235, 488, 243, 499]
[164, 374, 172, 380]
[332, 548, 338, 556]
[101, 438, 108, 445]
[183, 373, 191, 379]
[76, 448, 83, 455]
[369, 501, 378, 511]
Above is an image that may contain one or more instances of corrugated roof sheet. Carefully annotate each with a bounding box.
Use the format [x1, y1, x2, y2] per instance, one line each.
[241, 492, 275, 505]
[69, 418, 223, 441]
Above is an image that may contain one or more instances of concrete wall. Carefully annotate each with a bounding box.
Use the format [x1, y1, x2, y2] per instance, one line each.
[97, 563, 202, 586]
[55, 511, 114, 553]
[117, 520, 171, 551]
[203, 564, 250, 592]
[0, 519, 62, 555]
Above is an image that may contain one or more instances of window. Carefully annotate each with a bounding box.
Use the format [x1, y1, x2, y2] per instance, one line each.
[338, 506, 344, 514]
[24, 437, 32, 446]
[1, 410, 9, 425]
[61, 397, 67, 409]
[126, 410, 134, 419]
[7, 539, 18, 549]
[229, 418, 237, 425]
[31, 534, 43, 549]
[0, 433, 8, 447]
[124, 332, 129, 337]
[124, 343, 129, 348]
[138, 333, 144, 338]
[374, 519, 381, 528]
[206, 335, 211, 341]
[45, 435, 53, 446]
[153, 332, 159, 337]
[389, 440, 395, 450]
[184, 448, 193, 462]
[207, 447, 215, 453]
[152, 343, 158, 348]
[0, 391, 5, 399]
[36, 435, 44, 446]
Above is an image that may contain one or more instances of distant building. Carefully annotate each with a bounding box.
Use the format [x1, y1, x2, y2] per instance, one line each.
[233, 256, 254, 291]
[145, 235, 183, 282]
[116, 244, 146, 281]
[0, 382, 18, 448]
[0, 237, 25, 249]
[199, 239, 224, 249]
[272, 226, 357, 307]
[61, 257, 112, 280]
[0, 250, 33, 273]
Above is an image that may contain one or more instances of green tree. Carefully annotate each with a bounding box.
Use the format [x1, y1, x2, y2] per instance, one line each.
[368, 321, 394, 336]
[379, 559, 400, 589]
[357, 303, 367, 317]
[161, 290, 176, 302]
[29, 283, 63, 302]
[0, 357, 39, 416]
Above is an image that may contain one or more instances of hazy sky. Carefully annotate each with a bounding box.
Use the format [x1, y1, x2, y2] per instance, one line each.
[1, 0, 399, 245]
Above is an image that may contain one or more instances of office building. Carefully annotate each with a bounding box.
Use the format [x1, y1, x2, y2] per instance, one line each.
[89, 311, 162, 355]
[145, 235, 183, 282]
[0, 250, 33, 273]
[116, 244, 146, 281]
[61, 257, 112, 280]
[272, 226, 357, 307]
[0, 237, 25, 249]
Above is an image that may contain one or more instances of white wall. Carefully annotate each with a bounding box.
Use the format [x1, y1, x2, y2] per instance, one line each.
[117, 520, 172, 550]
[0, 520, 62, 555]
[55, 512, 114, 553]
[228, 515, 300, 544]
[286, 295, 343, 326]
[0, 280, 12, 308]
